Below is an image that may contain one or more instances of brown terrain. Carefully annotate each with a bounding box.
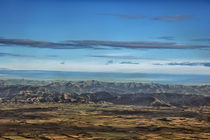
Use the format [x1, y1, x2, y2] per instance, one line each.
[0, 80, 209, 139]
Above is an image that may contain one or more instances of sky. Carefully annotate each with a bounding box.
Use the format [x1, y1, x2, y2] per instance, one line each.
[0, 0, 210, 76]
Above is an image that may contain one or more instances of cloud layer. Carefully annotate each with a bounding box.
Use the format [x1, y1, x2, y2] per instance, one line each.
[1, 38, 210, 50]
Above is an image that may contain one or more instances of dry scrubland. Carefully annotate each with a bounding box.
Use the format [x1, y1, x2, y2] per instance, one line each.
[0, 103, 209, 140]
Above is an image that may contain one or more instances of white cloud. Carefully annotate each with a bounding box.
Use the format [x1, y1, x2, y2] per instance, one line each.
[1, 59, 210, 75]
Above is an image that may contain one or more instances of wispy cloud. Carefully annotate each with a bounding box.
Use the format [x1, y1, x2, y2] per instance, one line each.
[0, 38, 91, 49]
[88, 55, 156, 60]
[0, 52, 34, 58]
[168, 62, 210, 67]
[0, 68, 10, 70]
[1, 37, 209, 50]
[157, 36, 175, 40]
[120, 61, 139, 64]
[154, 62, 210, 67]
[71, 40, 209, 49]
[191, 38, 210, 42]
[101, 13, 195, 22]
[101, 13, 145, 19]
[153, 15, 195, 21]
[60, 61, 65, 65]
[106, 60, 114, 65]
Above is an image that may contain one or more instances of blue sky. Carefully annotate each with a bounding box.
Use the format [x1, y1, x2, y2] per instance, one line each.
[0, 0, 210, 75]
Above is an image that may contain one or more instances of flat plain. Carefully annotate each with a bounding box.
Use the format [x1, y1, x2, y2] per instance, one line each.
[0, 103, 209, 140]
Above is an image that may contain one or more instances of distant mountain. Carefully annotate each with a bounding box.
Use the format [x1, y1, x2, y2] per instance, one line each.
[0, 79, 53, 86]
[45, 80, 210, 96]
[0, 80, 210, 107]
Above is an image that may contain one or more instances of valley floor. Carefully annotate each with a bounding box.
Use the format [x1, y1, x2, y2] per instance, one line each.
[0, 103, 209, 140]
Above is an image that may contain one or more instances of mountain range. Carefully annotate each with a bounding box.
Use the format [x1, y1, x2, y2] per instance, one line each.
[0, 80, 210, 107]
